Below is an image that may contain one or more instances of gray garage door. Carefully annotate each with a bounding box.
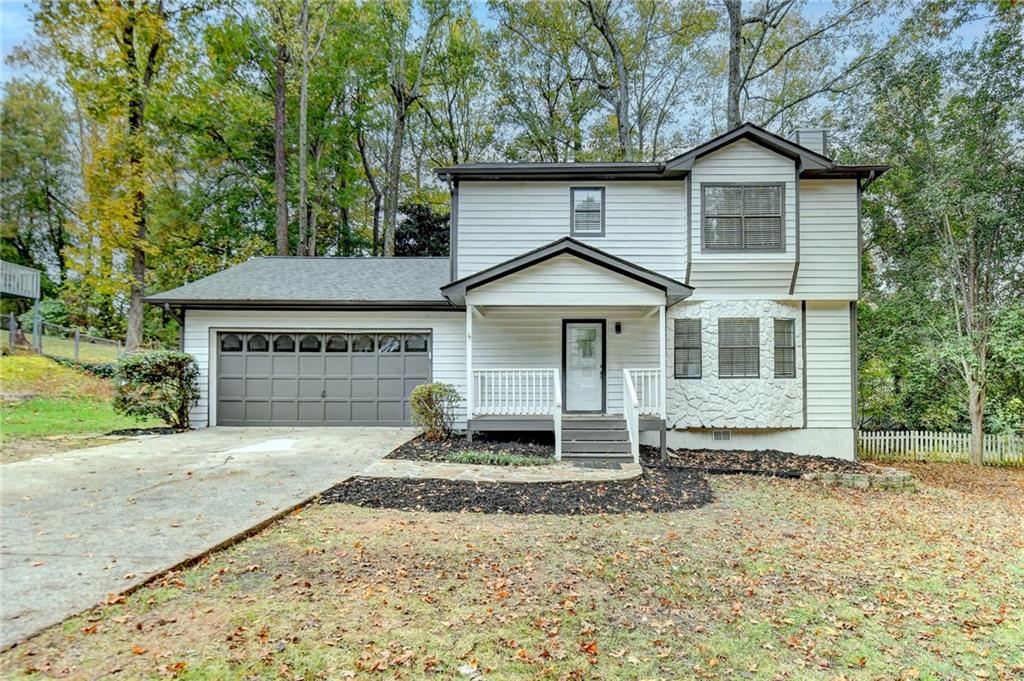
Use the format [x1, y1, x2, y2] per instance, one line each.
[216, 331, 431, 426]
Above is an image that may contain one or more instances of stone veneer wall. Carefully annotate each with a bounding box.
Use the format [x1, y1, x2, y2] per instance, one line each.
[666, 299, 803, 429]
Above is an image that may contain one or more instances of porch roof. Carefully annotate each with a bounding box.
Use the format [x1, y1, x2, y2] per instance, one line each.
[440, 237, 693, 306]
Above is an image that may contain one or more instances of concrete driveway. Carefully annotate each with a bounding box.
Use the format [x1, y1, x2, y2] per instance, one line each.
[0, 426, 415, 649]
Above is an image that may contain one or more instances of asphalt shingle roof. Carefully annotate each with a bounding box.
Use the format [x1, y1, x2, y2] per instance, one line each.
[145, 257, 453, 307]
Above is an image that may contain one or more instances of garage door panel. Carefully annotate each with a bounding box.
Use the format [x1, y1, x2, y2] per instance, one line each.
[351, 401, 377, 421]
[217, 331, 430, 427]
[378, 378, 403, 399]
[220, 356, 245, 375]
[245, 356, 271, 373]
[245, 401, 270, 422]
[378, 356, 403, 373]
[404, 356, 429, 375]
[325, 356, 351, 374]
[272, 356, 298, 373]
[244, 378, 270, 398]
[378, 401, 404, 422]
[220, 400, 244, 422]
[219, 378, 245, 399]
[298, 401, 324, 421]
[325, 401, 351, 421]
[299, 356, 324, 375]
[271, 377, 297, 398]
[298, 378, 323, 398]
[271, 401, 298, 422]
[325, 378, 350, 398]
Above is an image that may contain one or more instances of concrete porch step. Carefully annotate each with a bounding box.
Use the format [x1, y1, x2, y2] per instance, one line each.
[561, 454, 634, 464]
[563, 428, 629, 442]
[562, 440, 631, 454]
[562, 418, 626, 430]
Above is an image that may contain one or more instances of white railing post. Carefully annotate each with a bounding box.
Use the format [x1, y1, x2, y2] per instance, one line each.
[623, 368, 640, 464]
[553, 368, 562, 461]
[465, 305, 473, 421]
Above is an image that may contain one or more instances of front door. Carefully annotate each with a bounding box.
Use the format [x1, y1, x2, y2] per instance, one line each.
[563, 321, 605, 413]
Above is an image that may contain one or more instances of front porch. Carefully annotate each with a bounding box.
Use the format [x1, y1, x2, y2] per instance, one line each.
[463, 306, 668, 462]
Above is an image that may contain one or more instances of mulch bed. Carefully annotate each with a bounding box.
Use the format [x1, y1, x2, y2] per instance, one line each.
[105, 426, 188, 437]
[320, 467, 712, 515]
[642, 447, 866, 476]
[387, 433, 555, 463]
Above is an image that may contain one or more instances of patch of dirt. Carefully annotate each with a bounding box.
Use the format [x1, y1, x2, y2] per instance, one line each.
[105, 426, 188, 436]
[896, 462, 1024, 504]
[643, 447, 867, 476]
[387, 433, 555, 462]
[0, 436, 129, 464]
[320, 467, 712, 515]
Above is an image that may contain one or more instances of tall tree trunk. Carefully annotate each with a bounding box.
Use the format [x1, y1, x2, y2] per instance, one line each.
[297, 4, 309, 257]
[582, 0, 634, 160]
[382, 110, 405, 256]
[274, 41, 289, 256]
[725, 0, 743, 129]
[968, 381, 985, 466]
[356, 127, 382, 256]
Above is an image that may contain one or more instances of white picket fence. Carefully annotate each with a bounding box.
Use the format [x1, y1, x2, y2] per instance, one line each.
[858, 430, 1023, 466]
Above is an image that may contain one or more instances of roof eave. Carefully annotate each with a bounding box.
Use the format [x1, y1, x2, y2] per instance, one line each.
[142, 298, 460, 311]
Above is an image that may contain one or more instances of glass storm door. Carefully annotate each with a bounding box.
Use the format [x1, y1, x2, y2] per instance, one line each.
[564, 321, 604, 412]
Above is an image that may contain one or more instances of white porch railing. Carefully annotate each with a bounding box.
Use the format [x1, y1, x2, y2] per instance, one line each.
[471, 368, 563, 460]
[625, 368, 663, 417]
[623, 369, 641, 463]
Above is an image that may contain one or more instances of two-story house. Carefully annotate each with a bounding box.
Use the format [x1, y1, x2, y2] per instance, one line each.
[147, 123, 887, 461]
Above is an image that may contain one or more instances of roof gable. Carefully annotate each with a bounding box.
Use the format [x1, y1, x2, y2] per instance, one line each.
[440, 237, 692, 306]
[665, 122, 833, 172]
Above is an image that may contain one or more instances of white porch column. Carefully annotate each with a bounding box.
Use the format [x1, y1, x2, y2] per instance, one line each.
[466, 304, 474, 421]
[659, 303, 667, 419]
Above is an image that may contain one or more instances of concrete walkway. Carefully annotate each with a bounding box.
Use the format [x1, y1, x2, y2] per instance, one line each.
[363, 458, 642, 483]
[0, 426, 415, 649]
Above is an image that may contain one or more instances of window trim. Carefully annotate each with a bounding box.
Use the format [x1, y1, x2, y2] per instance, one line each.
[569, 186, 606, 237]
[718, 317, 760, 379]
[673, 318, 702, 379]
[773, 317, 797, 379]
[700, 182, 786, 253]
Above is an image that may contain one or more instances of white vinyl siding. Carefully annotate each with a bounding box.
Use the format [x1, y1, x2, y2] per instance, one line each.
[472, 306, 659, 414]
[183, 309, 466, 429]
[794, 179, 859, 299]
[805, 301, 854, 427]
[465, 255, 664, 306]
[688, 139, 797, 296]
[457, 180, 686, 280]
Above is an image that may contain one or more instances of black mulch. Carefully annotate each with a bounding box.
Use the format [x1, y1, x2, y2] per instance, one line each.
[105, 426, 188, 436]
[641, 446, 866, 476]
[386, 433, 555, 463]
[320, 467, 712, 515]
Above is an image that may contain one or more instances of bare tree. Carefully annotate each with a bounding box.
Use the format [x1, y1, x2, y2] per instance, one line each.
[577, 0, 634, 160]
[267, 1, 291, 255]
[723, 0, 882, 130]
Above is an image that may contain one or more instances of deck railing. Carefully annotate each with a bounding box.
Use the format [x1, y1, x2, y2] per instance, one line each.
[472, 368, 561, 416]
[471, 367, 562, 460]
[622, 369, 641, 463]
[625, 368, 663, 417]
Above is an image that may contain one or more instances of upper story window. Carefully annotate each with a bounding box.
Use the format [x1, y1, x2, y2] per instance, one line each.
[703, 184, 784, 251]
[570, 187, 605, 236]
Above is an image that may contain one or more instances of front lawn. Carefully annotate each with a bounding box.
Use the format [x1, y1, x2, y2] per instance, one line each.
[0, 354, 158, 463]
[3, 464, 1022, 679]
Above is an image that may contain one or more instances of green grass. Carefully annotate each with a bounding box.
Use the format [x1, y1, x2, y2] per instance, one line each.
[445, 449, 553, 466]
[2, 334, 120, 363]
[0, 398, 150, 441]
[4, 465, 1022, 679]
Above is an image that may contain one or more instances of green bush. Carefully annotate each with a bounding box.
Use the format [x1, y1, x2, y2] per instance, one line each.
[113, 350, 199, 428]
[410, 382, 460, 440]
[45, 354, 117, 378]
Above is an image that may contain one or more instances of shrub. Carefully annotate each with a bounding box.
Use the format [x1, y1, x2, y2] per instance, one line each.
[45, 354, 117, 379]
[410, 382, 460, 440]
[113, 350, 199, 428]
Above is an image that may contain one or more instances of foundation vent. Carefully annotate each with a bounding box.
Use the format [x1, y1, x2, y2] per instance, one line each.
[713, 430, 731, 441]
